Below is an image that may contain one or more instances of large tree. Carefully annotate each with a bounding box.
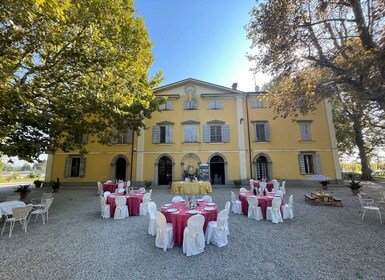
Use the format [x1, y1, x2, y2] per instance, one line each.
[0, 0, 162, 161]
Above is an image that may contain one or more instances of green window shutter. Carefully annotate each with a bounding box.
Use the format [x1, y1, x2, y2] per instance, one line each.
[64, 157, 71, 178]
[264, 122, 270, 142]
[298, 154, 306, 175]
[223, 124, 230, 143]
[315, 154, 322, 175]
[203, 125, 210, 143]
[79, 157, 86, 178]
[127, 128, 134, 144]
[152, 126, 159, 144]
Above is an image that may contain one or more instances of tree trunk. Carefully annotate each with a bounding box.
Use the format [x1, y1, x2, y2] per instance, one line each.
[352, 118, 373, 181]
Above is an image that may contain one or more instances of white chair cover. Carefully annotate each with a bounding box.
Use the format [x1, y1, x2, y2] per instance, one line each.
[97, 181, 103, 195]
[259, 182, 267, 192]
[266, 197, 283, 224]
[114, 196, 129, 220]
[99, 196, 111, 219]
[275, 190, 284, 197]
[249, 179, 255, 192]
[172, 196, 184, 202]
[247, 196, 263, 221]
[103, 191, 111, 200]
[138, 187, 146, 194]
[201, 195, 212, 202]
[183, 214, 205, 256]
[272, 181, 280, 192]
[148, 189, 153, 201]
[155, 212, 174, 251]
[28, 198, 54, 224]
[205, 210, 228, 247]
[139, 193, 151, 216]
[230, 191, 242, 214]
[126, 180, 131, 187]
[283, 194, 294, 219]
[224, 201, 230, 235]
[239, 187, 248, 193]
[147, 202, 157, 236]
[280, 181, 286, 195]
[116, 182, 125, 193]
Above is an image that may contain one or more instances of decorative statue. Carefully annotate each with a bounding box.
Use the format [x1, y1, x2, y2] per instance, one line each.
[188, 161, 194, 175]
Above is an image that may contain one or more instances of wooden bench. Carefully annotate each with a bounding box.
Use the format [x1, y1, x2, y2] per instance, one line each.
[333, 197, 343, 207]
[304, 194, 317, 205]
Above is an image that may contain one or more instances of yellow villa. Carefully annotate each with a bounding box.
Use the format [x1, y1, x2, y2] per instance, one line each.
[46, 78, 341, 186]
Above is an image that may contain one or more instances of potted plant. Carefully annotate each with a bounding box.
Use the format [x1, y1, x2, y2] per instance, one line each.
[34, 179, 44, 188]
[233, 179, 242, 188]
[144, 180, 152, 189]
[14, 184, 31, 199]
[346, 180, 362, 195]
[319, 180, 331, 190]
[51, 177, 61, 193]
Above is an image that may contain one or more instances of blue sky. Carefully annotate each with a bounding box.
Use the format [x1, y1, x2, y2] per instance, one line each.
[134, 0, 270, 91]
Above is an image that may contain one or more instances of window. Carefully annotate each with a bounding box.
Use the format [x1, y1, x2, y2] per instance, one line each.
[159, 101, 172, 110]
[184, 125, 198, 143]
[203, 121, 230, 143]
[299, 153, 322, 175]
[298, 121, 312, 141]
[111, 128, 133, 144]
[64, 156, 86, 178]
[208, 100, 222, 109]
[152, 122, 174, 144]
[252, 121, 270, 142]
[184, 100, 197, 110]
[252, 99, 264, 108]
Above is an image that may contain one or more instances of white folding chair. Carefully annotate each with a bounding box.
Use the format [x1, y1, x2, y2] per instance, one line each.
[266, 197, 283, 224]
[1, 204, 33, 237]
[155, 212, 174, 251]
[114, 196, 129, 220]
[140, 193, 151, 216]
[230, 191, 242, 214]
[99, 196, 111, 219]
[172, 196, 184, 202]
[247, 196, 263, 221]
[147, 202, 157, 236]
[282, 194, 294, 219]
[201, 195, 212, 202]
[183, 214, 205, 256]
[31, 192, 53, 210]
[205, 209, 228, 247]
[28, 198, 54, 224]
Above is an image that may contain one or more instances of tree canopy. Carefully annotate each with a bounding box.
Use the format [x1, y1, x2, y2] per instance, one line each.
[247, 0, 385, 116]
[0, 0, 162, 161]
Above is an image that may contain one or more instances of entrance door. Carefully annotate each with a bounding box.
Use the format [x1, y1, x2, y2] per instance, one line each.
[256, 156, 268, 180]
[210, 155, 225, 185]
[158, 156, 172, 185]
[116, 157, 127, 181]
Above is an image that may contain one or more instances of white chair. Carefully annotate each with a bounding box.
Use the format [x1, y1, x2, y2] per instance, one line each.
[126, 180, 131, 187]
[99, 196, 111, 219]
[183, 214, 205, 256]
[147, 202, 157, 236]
[97, 181, 103, 195]
[230, 191, 242, 214]
[201, 195, 212, 202]
[138, 187, 146, 194]
[205, 209, 228, 247]
[31, 192, 53, 210]
[275, 190, 284, 197]
[103, 191, 111, 200]
[155, 212, 174, 251]
[247, 196, 263, 221]
[272, 181, 280, 192]
[28, 198, 54, 224]
[357, 194, 382, 224]
[116, 182, 125, 193]
[172, 196, 184, 202]
[259, 182, 267, 192]
[148, 189, 153, 201]
[239, 187, 248, 193]
[1, 204, 33, 237]
[280, 181, 286, 195]
[224, 201, 230, 235]
[139, 193, 151, 216]
[249, 179, 255, 192]
[266, 197, 283, 224]
[114, 196, 129, 220]
[282, 194, 294, 219]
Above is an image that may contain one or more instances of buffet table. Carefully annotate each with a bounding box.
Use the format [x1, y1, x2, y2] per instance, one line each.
[170, 181, 212, 194]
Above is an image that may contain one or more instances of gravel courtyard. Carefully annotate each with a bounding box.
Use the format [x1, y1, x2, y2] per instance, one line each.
[1, 182, 385, 280]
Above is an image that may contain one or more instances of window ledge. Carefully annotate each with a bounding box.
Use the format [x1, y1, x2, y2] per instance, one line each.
[183, 142, 200, 144]
[158, 143, 174, 145]
[207, 142, 225, 145]
[299, 140, 316, 143]
[253, 141, 270, 143]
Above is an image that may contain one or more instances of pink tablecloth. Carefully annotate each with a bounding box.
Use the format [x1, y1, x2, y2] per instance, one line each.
[238, 192, 283, 219]
[106, 193, 144, 217]
[253, 181, 274, 192]
[103, 182, 127, 193]
[161, 201, 218, 246]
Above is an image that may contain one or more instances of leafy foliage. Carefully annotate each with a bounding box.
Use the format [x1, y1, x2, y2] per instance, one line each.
[346, 180, 362, 190]
[14, 184, 31, 194]
[0, 0, 162, 161]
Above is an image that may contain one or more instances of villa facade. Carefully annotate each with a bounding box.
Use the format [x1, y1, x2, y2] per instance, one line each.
[46, 78, 341, 185]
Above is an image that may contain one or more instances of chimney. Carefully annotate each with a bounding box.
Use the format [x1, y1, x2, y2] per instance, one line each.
[232, 83, 238, 90]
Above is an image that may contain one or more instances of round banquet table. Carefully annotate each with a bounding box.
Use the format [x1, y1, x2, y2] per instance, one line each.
[161, 201, 218, 246]
[253, 181, 274, 192]
[106, 193, 144, 217]
[238, 192, 284, 219]
[103, 182, 127, 193]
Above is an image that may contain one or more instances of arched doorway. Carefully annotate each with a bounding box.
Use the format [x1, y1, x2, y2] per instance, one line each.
[210, 155, 225, 185]
[158, 156, 172, 185]
[256, 155, 269, 180]
[116, 157, 127, 181]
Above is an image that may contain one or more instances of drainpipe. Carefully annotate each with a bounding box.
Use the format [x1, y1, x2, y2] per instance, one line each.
[130, 130, 135, 181]
[245, 93, 253, 179]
